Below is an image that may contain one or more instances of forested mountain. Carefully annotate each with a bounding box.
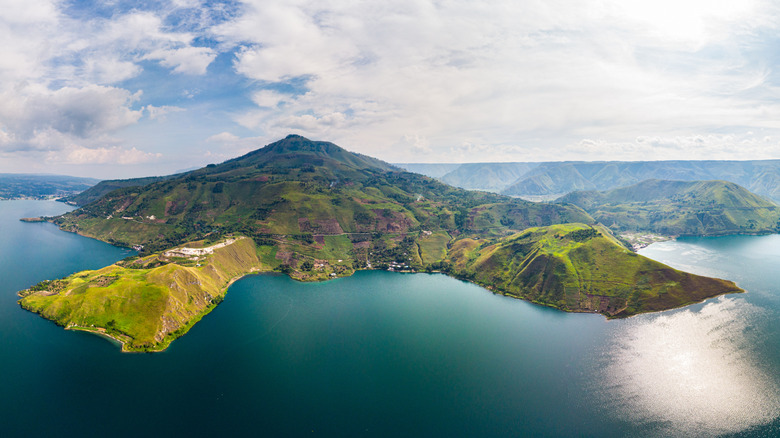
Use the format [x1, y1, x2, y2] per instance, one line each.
[54, 135, 589, 253]
[557, 179, 780, 235]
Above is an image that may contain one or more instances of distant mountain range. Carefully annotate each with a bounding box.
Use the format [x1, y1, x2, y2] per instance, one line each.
[0, 174, 99, 200]
[557, 179, 780, 236]
[396, 160, 780, 202]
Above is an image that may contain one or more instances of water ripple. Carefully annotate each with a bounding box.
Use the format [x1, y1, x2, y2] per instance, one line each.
[602, 297, 779, 437]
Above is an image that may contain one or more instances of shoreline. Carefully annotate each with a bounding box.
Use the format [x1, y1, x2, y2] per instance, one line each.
[618, 232, 675, 251]
[67, 326, 130, 349]
[16, 217, 752, 351]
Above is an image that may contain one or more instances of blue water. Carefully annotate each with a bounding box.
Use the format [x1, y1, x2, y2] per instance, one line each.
[2, 200, 780, 437]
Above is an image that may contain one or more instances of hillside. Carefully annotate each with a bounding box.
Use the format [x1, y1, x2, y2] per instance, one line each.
[445, 224, 742, 317]
[0, 174, 98, 200]
[52, 135, 591, 253]
[19, 237, 263, 352]
[18, 135, 745, 351]
[61, 175, 173, 206]
[557, 179, 780, 235]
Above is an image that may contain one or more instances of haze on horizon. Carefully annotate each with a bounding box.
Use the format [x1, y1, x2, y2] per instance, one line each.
[2, 0, 780, 179]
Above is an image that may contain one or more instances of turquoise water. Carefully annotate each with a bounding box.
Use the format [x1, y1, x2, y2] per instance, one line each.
[2, 200, 780, 437]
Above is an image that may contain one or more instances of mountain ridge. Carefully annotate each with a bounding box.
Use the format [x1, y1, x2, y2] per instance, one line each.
[557, 179, 780, 236]
[399, 159, 780, 202]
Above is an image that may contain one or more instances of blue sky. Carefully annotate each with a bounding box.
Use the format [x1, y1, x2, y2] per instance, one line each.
[2, 0, 780, 178]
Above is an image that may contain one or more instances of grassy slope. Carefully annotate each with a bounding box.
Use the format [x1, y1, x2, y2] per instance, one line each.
[557, 179, 780, 235]
[447, 223, 742, 317]
[19, 237, 263, 352]
[52, 136, 592, 253]
[61, 176, 172, 206]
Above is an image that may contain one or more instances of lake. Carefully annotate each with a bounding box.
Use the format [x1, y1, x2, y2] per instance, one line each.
[2, 200, 779, 437]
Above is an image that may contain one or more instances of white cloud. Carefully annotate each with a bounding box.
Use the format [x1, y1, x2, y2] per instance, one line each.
[209, 0, 780, 162]
[51, 145, 162, 165]
[144, 46, 217, 75]
[145, 105, 186, 120]
[0, 1, 226, 175]
[205, 131, 269, 160]
[0, 84, 143, 151]
[251, 90, 287, 108]
[394, 134, 432, 155]
[5, 0, 780, 174]
[562, 134, 780, 161]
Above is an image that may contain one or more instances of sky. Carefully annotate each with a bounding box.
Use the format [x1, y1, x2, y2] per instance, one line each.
[3, 0, 780, 178]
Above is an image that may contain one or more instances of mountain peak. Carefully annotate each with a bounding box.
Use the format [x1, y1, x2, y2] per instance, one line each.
[205, 135, 398, 180]
[264, 134, 343, 154]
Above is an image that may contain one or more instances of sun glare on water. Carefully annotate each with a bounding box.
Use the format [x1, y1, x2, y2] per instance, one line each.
[602, 297, 780, 436]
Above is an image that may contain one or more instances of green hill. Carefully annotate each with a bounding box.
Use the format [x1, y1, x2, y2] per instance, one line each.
[557, 179, 780, 235]
[61, 175, 174, 206]
[18, 136, 745, 351]
[444, 224, 741, 318]
[19, 236, 263, 352]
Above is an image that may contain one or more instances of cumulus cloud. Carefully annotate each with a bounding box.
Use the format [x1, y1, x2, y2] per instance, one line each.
[5, 0, 780, 175]
[563, 134, 780, 161]
[205, 131, 269, 160]
[0, 0, 223, 174]
[0, 84, 143, 151]
[145, 104, 186, 120]
[209, 0, 780, 162]
[143, 46, 217, 75]
[51, 145, 162, 165]
[251, 90, 288, 109]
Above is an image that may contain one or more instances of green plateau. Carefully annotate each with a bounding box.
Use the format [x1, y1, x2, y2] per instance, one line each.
[557, 179, 780, 236]
[18, 135, 745, 351]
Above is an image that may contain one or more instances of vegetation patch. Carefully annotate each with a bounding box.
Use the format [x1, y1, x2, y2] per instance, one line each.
[18, 237, 266, 352]
[445, 223, 742, 317]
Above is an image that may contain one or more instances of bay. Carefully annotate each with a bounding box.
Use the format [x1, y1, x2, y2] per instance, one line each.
[2, 200, 780, 437]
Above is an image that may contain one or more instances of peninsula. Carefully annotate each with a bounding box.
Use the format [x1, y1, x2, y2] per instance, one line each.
[18, 135, 744, 351]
